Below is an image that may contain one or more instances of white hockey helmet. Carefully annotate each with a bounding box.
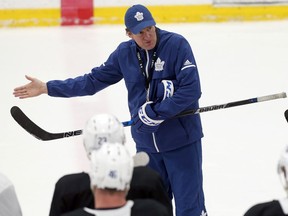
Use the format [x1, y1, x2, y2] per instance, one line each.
[90, 142, 134, 191]
[277, 145, 288, 192]
[83, 113, 126, 158]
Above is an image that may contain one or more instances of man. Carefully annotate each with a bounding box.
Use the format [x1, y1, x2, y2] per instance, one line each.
[0, 172, 22, 216]
[49, 113, 172, 216]
[61, 142, 170, 216]
[244, 145, 288, 216]
[13, 4, 206, 215]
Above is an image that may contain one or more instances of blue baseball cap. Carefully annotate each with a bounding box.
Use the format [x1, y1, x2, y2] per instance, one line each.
[124, 4, 156, 34]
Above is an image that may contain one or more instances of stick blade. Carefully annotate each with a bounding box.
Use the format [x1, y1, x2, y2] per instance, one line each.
[10, 106, 61, 141]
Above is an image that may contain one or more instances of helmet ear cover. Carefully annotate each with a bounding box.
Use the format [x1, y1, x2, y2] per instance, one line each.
[90, 143, 134, 191]
[83, 113, 126, 158]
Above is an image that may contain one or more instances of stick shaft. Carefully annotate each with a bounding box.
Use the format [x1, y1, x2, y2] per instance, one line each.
[11, 92, 286, 141]
[181, 92, 287, 116]
[122, 92, 287, 126]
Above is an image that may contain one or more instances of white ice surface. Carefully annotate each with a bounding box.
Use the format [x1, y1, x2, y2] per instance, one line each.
[0, 20, 288, 216]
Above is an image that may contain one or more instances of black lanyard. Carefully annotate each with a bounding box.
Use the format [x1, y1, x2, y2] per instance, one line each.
[136, 48, 157, 90]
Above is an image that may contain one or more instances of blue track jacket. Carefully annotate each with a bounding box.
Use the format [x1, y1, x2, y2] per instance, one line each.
[47, 28, 204, 153]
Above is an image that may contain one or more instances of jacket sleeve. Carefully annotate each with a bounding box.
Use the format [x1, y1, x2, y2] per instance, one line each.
[47, 48, 123, 97]
[153, 37, 202, 118]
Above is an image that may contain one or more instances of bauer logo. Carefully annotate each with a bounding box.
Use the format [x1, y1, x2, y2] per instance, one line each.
[196, 105, 227, 114]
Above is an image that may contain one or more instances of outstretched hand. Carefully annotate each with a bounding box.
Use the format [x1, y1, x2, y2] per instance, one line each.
[13, 75, 48, 99]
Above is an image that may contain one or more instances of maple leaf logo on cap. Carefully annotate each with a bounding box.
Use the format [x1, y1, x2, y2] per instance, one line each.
[134, 12, 144, 21]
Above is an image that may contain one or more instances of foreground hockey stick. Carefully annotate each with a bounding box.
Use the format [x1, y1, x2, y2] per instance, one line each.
[10, 106, 82, 141]
[11, 92, 286, 141]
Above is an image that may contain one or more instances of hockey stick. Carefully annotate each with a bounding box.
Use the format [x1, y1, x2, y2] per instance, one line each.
[11, 92, 286, 141]
[10, 106, 82, 141]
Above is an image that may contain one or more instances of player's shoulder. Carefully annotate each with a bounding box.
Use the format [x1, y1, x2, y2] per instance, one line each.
[56, 172, 89, 186]
[54, 172, 91, 195]
[133, 166, 159, 176]
[61, 208, 92, 216]
[244, 200, 284, 216]
[157, 28, 189, 51]
[117, 39, 137, 51]
[132, 166, 161, 184]
[132, 199, 171, 216]
[158, 28, 186, 41]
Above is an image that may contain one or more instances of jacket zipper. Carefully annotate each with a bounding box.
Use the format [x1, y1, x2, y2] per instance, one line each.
[145, 50, 160, 152]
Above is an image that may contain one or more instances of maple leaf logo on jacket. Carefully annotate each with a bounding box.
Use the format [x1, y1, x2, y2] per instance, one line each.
[155, 58, 165, 71]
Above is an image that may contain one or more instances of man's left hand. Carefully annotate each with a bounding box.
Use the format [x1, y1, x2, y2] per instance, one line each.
[132, 101, 164, 133]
